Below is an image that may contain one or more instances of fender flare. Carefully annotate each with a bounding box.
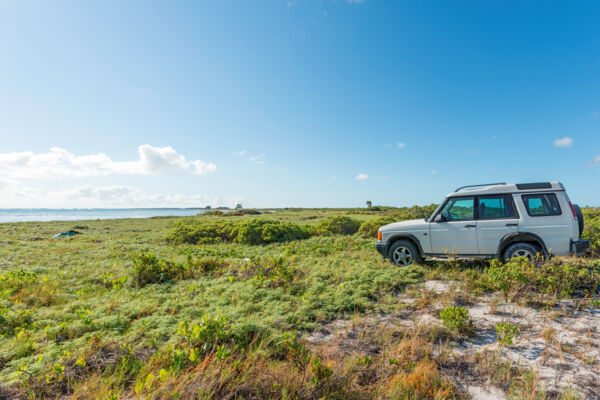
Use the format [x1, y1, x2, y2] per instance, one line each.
[386, 234, 424, 258]
[496, 232, 548, 257]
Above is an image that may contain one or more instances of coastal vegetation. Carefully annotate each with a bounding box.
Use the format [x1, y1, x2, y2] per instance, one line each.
[0, 206, 599, 399]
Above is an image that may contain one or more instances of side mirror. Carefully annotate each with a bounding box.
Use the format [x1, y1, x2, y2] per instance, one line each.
[434, 214, 446, 223]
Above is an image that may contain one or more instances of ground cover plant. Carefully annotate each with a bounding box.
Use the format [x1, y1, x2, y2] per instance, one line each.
[0, 206, 598, 399]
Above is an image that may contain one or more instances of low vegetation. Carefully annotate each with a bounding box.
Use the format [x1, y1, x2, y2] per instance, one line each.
[0, 206, 598, 399]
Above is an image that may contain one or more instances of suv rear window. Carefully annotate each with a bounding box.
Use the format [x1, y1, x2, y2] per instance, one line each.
[521, 193, 561, 217]
[478, 195, 517, 219]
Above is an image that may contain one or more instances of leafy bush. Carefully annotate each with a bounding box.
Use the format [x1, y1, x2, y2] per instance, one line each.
[582, 216, 600, 257]
[358, 216, 396, 238]
[496, 322, 520, 345]
[486, 257, 600, 302]
[166, 219, 310, 245]
[165, 219, 238, 244]
[177, 314, 230, 355]
[131, 252, 188, 287]
[0, 269, 37, 296]
[252, 257, 295, 287]
[0, 305, 32, 336]
[236, 219, 311, 245]
[223, 209, 261, 216]
[439, 306, 472, 336]
[314, 216, 361, 236]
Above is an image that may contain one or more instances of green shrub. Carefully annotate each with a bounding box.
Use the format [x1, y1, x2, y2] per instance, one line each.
[0, 305, 32, 336]
[582, 216, 600, 257]
[236, 219, 311, 245]
[439, 306, 472, 336]
[314, 216, 361, 236]
[165, 219, 238, 244]
[131, 252, 188, 287]
[496, 322, 520, 345]
[177, 314, 230, 354]
[0, 269, 37, 296]
[252, 256, 295, 287]
[486, 257, 600, 302]
[358, 216, 396, 238]
[166, 219, 311, 245]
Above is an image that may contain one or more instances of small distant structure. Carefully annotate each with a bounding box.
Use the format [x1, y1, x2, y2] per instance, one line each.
[366, 200, 372, 208]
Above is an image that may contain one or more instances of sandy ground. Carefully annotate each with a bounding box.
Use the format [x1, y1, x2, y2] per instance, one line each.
[305, 280, 600, 399]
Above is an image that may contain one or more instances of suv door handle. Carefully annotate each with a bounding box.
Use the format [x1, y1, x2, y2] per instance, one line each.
[505, 223, 518, 227]
[464, 224, 476, 228]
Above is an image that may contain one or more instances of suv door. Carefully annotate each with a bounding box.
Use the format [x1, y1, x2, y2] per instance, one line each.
[429, 196, 479, 255]
[475, 194, 519, 255]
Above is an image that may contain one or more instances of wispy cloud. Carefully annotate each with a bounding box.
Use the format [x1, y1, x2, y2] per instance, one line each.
[554, 137, 573, 148]
[233, 150, 247, 156]
[590, 111, 599, 118]
[588, 155, 600, 167]
[0, 145, 216, 180]
[356, 173, 369, 180]
[396, 142, 406, 149]
[250, 154, 265, 164]
[431, 170, 437, 174]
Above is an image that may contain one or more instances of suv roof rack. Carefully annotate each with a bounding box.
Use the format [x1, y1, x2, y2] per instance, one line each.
[515, 182, 552, 190]
[454, 182, 506, 192]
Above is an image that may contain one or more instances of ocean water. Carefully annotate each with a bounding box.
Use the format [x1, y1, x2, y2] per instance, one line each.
[0, 208, 207, 223]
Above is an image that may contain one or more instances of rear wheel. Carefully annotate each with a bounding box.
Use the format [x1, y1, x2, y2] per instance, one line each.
[503, 242, 541, 263]
[388, 240, 422, 266]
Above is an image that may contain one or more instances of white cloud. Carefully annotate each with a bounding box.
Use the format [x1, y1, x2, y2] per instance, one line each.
[374, 176, 390, 180]
[356, 173, 369, 180]
[0, 145, 217, 179]
[553, 137, 573, 148]
[396, 142, 406, 149]
[191, 160, 218, 175]
[431, 170, 437, 174]
[234, 150, 247, 156]
[588, 155, 600, 167]
[0, 182, 244, 208]
[250, 154, 265, 164]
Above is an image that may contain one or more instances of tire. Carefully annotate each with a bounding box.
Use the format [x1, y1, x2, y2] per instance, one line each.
[573, 204, 584, 237]
[502, 242, 541, 263]
[388, 240, 422, 266]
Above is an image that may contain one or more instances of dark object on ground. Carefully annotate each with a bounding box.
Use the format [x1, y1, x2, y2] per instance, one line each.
[224, 209, 262, 216]
[72, 225, 89, 230]
[52, 230, 81, 239]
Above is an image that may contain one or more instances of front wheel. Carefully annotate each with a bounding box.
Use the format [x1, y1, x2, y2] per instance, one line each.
[388, 240, 422, 266]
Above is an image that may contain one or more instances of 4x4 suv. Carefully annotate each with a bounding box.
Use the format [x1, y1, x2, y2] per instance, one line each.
[376, 182, 590, 266]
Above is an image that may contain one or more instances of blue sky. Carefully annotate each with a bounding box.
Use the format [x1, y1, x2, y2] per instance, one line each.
[0, 0, 599, 208]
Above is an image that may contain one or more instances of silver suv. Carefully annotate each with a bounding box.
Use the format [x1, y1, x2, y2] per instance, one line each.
[375, 182, 590, 266]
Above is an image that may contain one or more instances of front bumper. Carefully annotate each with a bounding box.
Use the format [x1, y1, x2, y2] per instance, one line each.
[570, 239, 590, 256]
[375, 242, 387, 258]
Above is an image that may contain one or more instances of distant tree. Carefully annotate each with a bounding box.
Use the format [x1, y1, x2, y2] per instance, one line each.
[235, 203, 243, 209]
[205, 205, 212, 210]
[366, 200, 372, 208]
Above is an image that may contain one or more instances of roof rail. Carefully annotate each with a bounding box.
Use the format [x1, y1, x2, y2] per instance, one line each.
[454, 182, 506, 192]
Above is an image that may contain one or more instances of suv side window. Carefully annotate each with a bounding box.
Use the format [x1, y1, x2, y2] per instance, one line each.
[521, 193, 561, 216]
[440, 197, 474, 221]
[477, 195, 517, 219]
